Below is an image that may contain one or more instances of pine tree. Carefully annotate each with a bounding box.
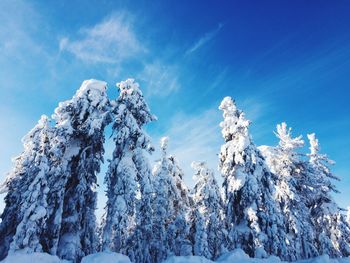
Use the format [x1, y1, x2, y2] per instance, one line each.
[190, 161, 224, 260]
[102, 79, 156, 263]
[218, 97, 285, 259]
[49, 79, 110, 261]
[0, 115, 53, 259]
[306, 133, 350, 257]
[261, 123, 317, 260]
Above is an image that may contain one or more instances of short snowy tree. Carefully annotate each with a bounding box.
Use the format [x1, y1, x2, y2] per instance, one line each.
[48, 79, 110, 261]
[261, 123, 317, 260]
[306, 133, 350, 257]
[151, 137, 192, 260]
[218, 97, 286, 259]
[149, 137, 172, 262]
[0, 116, 53, 259]
[165, 156, 192, 257]
[102, 79, 156, 263]
[190, 161, 224, 260]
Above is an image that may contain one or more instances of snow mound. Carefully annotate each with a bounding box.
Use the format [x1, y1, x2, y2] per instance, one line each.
[161, 249, 350, 263]
[217, 249, 281, 262]
[162, 255, 213, 263]
[81, 252, 131, 263]
[1, 252, 69, 263]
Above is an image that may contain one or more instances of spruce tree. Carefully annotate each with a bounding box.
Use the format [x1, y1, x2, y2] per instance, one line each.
[166, 155, 192, 257]
[0, 116, 53, 259]
[306, 133, 350, 257]
[151, 137, 192, 260]
[50, 79, 110, 261]
[150, 137, 172, 262]
[261, 123, 317, 260]
[8, 116, 52, 254]
[102, 79, 156, 263]
[219, 97, 285, 258]
[190, 161, 224, 260]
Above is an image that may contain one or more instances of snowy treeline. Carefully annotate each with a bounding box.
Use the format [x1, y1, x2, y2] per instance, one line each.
[0, 79, 349, 263]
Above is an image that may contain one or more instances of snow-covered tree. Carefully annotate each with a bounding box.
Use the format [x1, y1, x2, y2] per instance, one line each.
[0, 116, 53, 259]
[8, 116, 52, 254]
[306, 133, 350, 257]
[102, 79, 156, 263]
[151, 137, 192, 261]
[150, 137, 172, 262]
[190, 161, 224, 260]
[218, 97, 285, 259]
[47, 79, 110, 261]
[348, 207, 350, 226]
[165, 155, 192, 257]
[261, 123, 317, 260]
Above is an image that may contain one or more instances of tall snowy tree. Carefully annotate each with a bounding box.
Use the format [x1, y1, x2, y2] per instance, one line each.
[8, 116, 52, 254]
[48, 79, 110, 261]
[218, 97, 286, 259]
[260, 123, 317, 260]
[306, 133, 350, 257]
[102, 79, 156, 263]
[0, 115, 53, 259]
[190, 161, 225, 260]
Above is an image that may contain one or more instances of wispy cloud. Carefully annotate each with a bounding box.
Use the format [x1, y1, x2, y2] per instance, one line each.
[151, 108, 223, 187]
[186, 23, 224, 55]
[59, 13, 145, 64]
[138, 61, 180, 97]
[0, 0, 48, 62]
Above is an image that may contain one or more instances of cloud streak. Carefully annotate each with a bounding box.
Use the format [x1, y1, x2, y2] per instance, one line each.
[151, 108, 223, 187]
[138, 61, 180, 97]
[186, 23, 224, 55]
[59, 13, 145, 64]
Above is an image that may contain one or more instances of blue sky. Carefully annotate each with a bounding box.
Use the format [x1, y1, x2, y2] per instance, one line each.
[1, 0, 350, 216]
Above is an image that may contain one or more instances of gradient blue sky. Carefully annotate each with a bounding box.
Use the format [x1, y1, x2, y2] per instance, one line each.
[1, 0, 350, 216]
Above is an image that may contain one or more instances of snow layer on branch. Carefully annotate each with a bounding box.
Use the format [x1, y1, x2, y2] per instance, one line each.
[53, 79, 108, 136]
[275, 122, 304, 151]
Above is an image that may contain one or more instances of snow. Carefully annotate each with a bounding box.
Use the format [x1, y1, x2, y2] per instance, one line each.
[162, 255, 213, 263]
[162, 249, 350, 263]
[0, 251, 69, 263]
[81, 252, 131, 263]
[1, 250, 349, 263]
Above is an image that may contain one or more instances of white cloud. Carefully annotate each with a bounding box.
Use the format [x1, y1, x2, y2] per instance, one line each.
[186, 23, 224, 55]
[59, 13, 145, 64]
[138, 61, 180, 96]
